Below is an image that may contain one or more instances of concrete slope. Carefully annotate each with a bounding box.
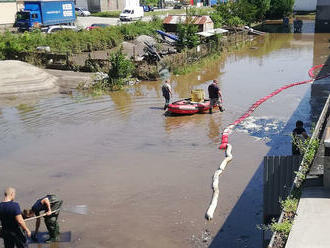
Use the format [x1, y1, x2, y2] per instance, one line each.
[0, 60, 58, 95]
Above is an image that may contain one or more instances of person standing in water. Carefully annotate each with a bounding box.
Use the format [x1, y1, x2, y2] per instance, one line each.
[162, 80, 172, 110]
[208, 79, 223, 114]
[292, 120, 309, 155]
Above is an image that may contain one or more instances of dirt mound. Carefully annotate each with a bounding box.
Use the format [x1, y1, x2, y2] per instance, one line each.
[122, 35, 157, 58]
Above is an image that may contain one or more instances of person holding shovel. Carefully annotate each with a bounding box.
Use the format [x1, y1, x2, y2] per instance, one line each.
[23, 194, 62, 243]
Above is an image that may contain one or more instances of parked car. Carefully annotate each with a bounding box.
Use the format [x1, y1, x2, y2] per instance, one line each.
[75, 7, 91, 16]
[42, 25, 79, 33]
[142, 5, 154, 12]
[86, 23, 110, 30]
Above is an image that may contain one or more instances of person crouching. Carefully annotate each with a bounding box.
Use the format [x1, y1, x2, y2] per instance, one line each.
[23, 195, 62, 243]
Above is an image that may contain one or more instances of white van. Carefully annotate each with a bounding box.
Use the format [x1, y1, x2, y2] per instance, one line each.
[119, 7, 144, 21]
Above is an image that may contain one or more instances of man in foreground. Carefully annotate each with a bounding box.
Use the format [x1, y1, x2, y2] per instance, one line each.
[162, 80, 172, 110]
[208, 79, 223, 114]
[0, 187, 31, 248]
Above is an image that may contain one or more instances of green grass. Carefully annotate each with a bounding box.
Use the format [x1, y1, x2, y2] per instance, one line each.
[281, 197, 298, 213]
[172, 52, 221, 75]
[270, 219, 293, 237]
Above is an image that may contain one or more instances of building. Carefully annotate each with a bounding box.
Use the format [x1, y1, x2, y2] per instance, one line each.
[163, 15, 214, 33]
[0, 0, 18, 27]
[293, 0, 317, 12]
[315, 0, 330, 32]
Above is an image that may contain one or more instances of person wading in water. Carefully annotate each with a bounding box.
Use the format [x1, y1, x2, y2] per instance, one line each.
[162, 80, 172, 110]
[208, 79, 223, 114]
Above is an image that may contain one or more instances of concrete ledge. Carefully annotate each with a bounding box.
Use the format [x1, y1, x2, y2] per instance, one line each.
[285, 187, 330, 248]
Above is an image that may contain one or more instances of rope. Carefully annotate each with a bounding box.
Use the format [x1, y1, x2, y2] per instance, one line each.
[206, 64, 327, 220]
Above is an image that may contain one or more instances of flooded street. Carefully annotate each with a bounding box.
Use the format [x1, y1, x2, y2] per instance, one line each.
[1, 28, 329, 247]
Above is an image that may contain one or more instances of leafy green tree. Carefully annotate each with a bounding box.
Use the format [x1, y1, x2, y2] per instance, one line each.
[248, 0, 271, 20]
[177, 22, 200, 49]
[268, 0, 295, 18]
[236, 0, 258, 25]
[210, 0, 257, 27]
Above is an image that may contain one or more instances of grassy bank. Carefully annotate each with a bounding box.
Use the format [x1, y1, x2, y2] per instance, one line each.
[172, 52, 221, 75]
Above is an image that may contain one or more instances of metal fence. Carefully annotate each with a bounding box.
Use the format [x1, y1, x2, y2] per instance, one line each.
[263, 155, 302, 223]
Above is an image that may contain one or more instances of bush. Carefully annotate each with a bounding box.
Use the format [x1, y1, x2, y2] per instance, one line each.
[106, 48, 135, 89]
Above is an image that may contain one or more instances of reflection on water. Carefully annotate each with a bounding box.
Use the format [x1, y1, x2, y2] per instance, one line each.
[0, 25, 329, 248]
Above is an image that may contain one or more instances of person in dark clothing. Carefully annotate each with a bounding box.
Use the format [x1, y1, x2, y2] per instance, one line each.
[161, 80, 172, 110]
[0, 187, 31, 248]
[208, 79, 223, 114]
[23, 195, 62, 243]
[292, 120, 309, 155]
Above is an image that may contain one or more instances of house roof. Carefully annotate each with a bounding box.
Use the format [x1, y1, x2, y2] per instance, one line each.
[163, 15, 214, 25]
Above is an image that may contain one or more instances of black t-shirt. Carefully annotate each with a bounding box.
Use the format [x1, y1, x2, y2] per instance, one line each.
[208, 83, 219, 99]
[32, 196, 49, 216]
[0, 201, 21, 231]
[293, 127, 306, 136]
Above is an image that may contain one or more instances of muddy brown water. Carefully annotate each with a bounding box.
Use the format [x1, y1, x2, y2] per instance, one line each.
[1, 30, 329, 248]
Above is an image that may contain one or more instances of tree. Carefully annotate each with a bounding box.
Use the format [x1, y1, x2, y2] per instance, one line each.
[177, 21, 200, 49]
[248, 0, 271, 20]
[267, 0, 295, 19]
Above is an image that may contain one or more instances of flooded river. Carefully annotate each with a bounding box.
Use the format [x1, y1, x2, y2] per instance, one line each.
[1, 26, 329, 247]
